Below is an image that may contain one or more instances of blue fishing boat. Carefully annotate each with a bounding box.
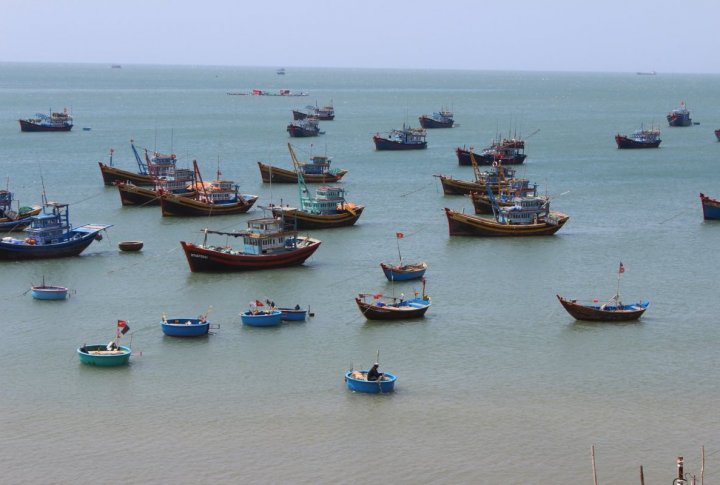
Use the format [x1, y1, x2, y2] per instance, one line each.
[77, 320, 132, 366]
[0, 200, 112, 260]
[241, 302, 283, 326]
[31, 277, 68, 300]
[700, 193, 720, 220]
[373, 124, 427, 150]
[0, 189, 41, 232]
[380, 232, 427, 281]
[345, 370, 397, 393]
[279, 307, 308, 321]
[161, 315, 211, 337]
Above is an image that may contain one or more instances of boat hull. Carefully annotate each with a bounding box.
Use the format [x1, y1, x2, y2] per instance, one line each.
[380, 262, 427, 281]
[355, 298, 430, 320]
[160, 193, 258, 217]
[271, 206, 364, 229]
[456, 148, 526, 166]
[118, 241, 143, 252]
[161, 318, 210, 337]
[19, 120, 72, 132]
[279, 308, 307, 321]
[180, 237, 321, 272]
[667, 114, 692, 127]
[99, 162, 155, 186]
[292, 110, 334, 121]
[31, 286, 69, 300]
[241, 310, 283, 327]
[556, 295, 649, 322]
[615, 135, 661, 149]
[77, 345, 131, 366]
[287, 125, 320, 137]
[700, 193, 720, 220]
[257, 161, 347, 184]
[116, 182, 195, 207]
[438, 176, 531, 196]
[0, 215, 36, 232]
[468, 192, 515, 214]
[373, 136, 427, 150]
[444, 207, 569, 237]
[0, 230, 105, 260]
[418, 116, 453, 128]
[345, 371, 397, 393]
[715, 129, 720, 141]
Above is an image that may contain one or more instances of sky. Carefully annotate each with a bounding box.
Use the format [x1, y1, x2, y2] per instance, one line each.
[2, 0, 719, 73]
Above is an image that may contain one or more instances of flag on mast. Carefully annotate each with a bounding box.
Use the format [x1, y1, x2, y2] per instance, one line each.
[396, 232, 404, 239]
[117, 320, 130, 335]
[618, 262, 625, 274]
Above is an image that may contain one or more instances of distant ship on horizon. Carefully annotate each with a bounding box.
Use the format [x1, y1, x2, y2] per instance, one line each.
[636, 70, 656, 75]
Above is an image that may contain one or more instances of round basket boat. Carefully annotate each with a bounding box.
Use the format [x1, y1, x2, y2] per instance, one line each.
[31, 285, 69, 300]
[240, 310, 282, 327]
[345, 370, 397, 394]
[161, 317, 210, 337]
[77, 345, 132, 366]
[118, 240, 143, 252]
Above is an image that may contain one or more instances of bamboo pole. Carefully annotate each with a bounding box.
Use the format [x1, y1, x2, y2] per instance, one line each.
[639, 465, 644, 485]
[701, 446, 704, 485]
[591, 445, 598, 485]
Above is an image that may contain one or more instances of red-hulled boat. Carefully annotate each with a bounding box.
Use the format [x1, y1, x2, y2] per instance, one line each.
[180, 217, 321, 272]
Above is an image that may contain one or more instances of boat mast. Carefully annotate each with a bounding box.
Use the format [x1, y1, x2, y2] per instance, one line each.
[193, 160, 209, 201]
[396, 233, 403, 267]
[288, 143, 309, 207]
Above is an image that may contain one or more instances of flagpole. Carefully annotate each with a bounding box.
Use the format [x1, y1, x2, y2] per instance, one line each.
[396, 234, 402, 266]
[616, 263, 622, 303]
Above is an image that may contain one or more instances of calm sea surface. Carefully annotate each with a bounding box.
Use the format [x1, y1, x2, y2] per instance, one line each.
[1, 64, 719, 484]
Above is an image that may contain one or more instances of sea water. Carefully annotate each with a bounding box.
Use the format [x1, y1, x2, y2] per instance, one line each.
[0, 63, 719, 484]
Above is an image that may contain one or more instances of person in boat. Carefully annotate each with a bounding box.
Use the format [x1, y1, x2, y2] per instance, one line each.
[367, 363, 383, 381]
[106, 340, 118, 351]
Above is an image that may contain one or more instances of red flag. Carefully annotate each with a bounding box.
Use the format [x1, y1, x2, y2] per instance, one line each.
[255, 299, 265, 307]
[372, 293, 382, 299]
[117, 320, 130, 335]
[619, 262, 625, 274]
[396, 232, 404, 239]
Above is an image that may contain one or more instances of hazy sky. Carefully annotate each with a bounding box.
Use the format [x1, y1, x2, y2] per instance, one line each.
[2, 0, 719, 73]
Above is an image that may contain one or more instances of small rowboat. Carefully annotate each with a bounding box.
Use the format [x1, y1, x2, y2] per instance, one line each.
[161, 317, 210, 337]
[380, 262, 427, 281]
[77, 345, 131, 366]
[240, 310, 283, 327]
[31, 283, 69, 300]
[278, 307, 308, 321]
[345, 370, 397, 393]
[556, 295, 649, 322]
[118, 240, 143, 252]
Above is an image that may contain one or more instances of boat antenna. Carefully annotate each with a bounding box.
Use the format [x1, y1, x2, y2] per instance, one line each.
[615, 262, 624, 303]
[376, 349, 380, 366]
[40, 175, 48, 206]
[395, 232, 403, 266]
[170, 128, 174, 155]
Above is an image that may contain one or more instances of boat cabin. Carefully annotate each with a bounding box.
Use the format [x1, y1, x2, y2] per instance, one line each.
[24, 203, 71, 244]
[300, 185, 348, 214]
[242, 218, 295, 254]
[301, 156, 333, 175]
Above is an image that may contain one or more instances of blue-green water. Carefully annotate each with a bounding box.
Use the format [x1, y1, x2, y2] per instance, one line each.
[1, 64, 719, 484]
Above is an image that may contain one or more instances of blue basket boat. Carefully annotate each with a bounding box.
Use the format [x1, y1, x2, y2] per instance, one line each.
[161, 316, 210, 337]
[279, 307, 308, 321]
[31, 284, 68, 300]
[77, 345, 131, 366]
[240, 310, 283, 327]
[345, 370, 397, 393]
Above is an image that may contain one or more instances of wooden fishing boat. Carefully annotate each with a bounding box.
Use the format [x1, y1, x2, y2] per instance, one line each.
[292, 101, 334, 121]
[161, 315, 211, 337]
[715, 129, 720, 141]
[373, 124, 427, 150]
[19, 109, 73, 132]
[345, 370, 397, 393]
[180, 216, 321, 272]
[115, 168, 195, 206]
[615, 126, 661, 148]
[270, 146, 364, 229]
[0, 201, 112, 260]
[240, 309, 283, 327]
[355, 280, 431, 320]
[77, 320, 132, 366]
[456, 139, 527, 166]
[0, 189, 41, 232]
[99, 141, 181, 186]
[257, 144, 347, 183]
[444, 206, 569, 237]
[557, 295, 649, 322]
[279, 307, 308, 321]
[118, 240, 143, 252]
[31, 279, 69, 300]
[380, 232, 426, 281]
[437, 155, 533, 196]
[159, 160, 258, 217]
[468, 183, 538, 214]
[700, 193, 720, 220]
[418, 109, 454, 129]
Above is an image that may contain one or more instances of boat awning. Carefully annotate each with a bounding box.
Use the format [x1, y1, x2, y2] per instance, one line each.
[73, 224, 113, 233]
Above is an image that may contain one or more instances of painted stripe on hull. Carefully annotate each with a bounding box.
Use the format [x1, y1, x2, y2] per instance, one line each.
[160, 194, 258, 217]
[271, 206, 364, 229]
[355, 299, 430, 320]
[180, 239, 321, 271]
[0, 234, 98, 260]
[19, 120, 72, 132]
[419, 117, 454, 129]
[117, 185, 161, 206]
[99, 163, 154, 186]
[444, 208, 569, 237]
[373, 137, 427, 150]
[257, 162, 346, 184]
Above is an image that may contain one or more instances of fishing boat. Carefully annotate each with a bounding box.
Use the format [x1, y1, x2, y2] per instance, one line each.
[278, 306, 308, 321]
[437, 154, 533, 196]
[19, 109, 73, 132]
[115, 168, 195, 206]
[240, 301, 283, 327]
[379, 232, 427, 281]
[456, 141, 527, 166]
[270, 147, 363, 229]
[715, 129, 720, 141]
[118, 240, 143, 252]
[98, 141, 181, 186]
[699, 193, 720, 220]
[159, 160, 258, 217]
[345, 370, 397, 393]
[77, 320, 132, 366]
[615, 126, 662, 148]
[373, 124, 427, 150]
[292, 101, 335, 121]
[180, 215, 321, 272]
[257, 143, 347, 183]
[355, 279, 431, 320]
[276, 68, 286, 75]
[0, 200, 112, 260]
[444, 185, 569, 237]
[667, 102, 692, 127]
[468, 180, 539, 214]
[287, 118, 323, 137]
[0, 189, 41, 232]
[418, 109, 454, 128]
[557, 263, 649, 322]
[30, 277, 69, 300]
[228, 89, 308, 96]
[161, 314, 211, 337]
